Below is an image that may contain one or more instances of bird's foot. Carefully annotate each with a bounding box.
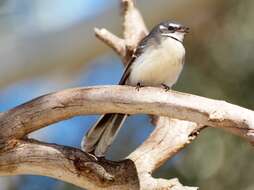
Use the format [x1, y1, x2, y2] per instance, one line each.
[135, 82, 144, 91]
[161, 83, 171, 92]
[86, 151, 99, 161]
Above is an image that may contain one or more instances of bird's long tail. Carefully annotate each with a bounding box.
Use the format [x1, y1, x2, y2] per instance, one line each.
[81, 113, 127, 157]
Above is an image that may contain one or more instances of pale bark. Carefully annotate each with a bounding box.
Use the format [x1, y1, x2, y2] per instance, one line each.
[0, 86, 253, 145]
[0, 85, 253, 189]
[0, 138, 197, 190]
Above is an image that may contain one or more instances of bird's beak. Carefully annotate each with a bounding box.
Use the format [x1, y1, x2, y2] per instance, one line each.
[178, 26, 190, 33]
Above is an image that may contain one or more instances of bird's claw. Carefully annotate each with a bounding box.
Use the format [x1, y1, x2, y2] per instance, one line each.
[161, 83, 171, 92]
[135, 82, 144, 91]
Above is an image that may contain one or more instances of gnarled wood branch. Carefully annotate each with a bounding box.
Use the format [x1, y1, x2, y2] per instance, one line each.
[0, 85, 253, 189]
[0, 86, 253, 146]
[0, 138, 197, 190]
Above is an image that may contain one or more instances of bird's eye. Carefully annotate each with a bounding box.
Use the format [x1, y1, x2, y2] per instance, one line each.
[168, 26, 175, 31]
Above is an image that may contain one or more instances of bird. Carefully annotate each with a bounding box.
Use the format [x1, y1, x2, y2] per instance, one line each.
[81, 21, 189, 157]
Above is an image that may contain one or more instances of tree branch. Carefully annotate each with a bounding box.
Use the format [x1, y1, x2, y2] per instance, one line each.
[0, 139, 139, 190]
[94, 28, 126, 59]
[128, 118, 204, 173]
[0, 138, 196, 190]
[1, 85, 253, 189]
[0, 86, 253, 146]
[122, 0, 148, 51]
[95, 0, 148, 65]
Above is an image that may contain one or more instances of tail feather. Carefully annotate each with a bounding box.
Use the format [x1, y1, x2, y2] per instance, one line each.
[81, 113, 127, 157]
[82, 114, 114, 152]
[95, 114, 127, 156]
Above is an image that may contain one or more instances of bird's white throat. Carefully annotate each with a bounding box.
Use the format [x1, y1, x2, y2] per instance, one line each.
[161, 32, 185, 42]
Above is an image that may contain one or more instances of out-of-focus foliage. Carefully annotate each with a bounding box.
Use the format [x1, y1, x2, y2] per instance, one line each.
[0, 0, 254, 190]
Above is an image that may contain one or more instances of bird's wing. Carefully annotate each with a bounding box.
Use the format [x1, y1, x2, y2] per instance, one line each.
[118, 56, 135, 85]
[118, 33, 154, 85]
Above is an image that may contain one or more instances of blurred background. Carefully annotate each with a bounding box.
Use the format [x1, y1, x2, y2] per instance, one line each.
[0, 0, 254, 189]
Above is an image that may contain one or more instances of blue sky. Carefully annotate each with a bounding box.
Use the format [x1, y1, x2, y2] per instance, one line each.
[21, 0, 116, 31]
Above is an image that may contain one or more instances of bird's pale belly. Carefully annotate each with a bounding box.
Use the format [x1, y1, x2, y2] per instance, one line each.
[127, 45, 184, 87]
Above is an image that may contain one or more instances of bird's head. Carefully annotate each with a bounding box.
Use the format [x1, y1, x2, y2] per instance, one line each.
[158, 21, 189, 42]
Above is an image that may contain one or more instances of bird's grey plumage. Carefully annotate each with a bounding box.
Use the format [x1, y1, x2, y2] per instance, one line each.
[81, 21, 189, 157]
[82, 113, 127, 156]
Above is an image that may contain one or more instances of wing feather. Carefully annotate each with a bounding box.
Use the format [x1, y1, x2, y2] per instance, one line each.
[118, 31, 157, 85]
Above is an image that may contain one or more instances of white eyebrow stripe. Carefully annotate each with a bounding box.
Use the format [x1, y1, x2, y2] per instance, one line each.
[159, 25, 168, 30]
[169, 23, 180, 28]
